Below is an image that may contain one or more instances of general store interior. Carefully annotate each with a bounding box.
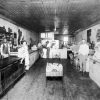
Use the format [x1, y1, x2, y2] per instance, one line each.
[0, 0, 100, 100]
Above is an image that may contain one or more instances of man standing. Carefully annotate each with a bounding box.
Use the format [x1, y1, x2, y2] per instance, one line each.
[78, 39, 89, 76]
[42, 41, 49, 59]
[93, 41, 100, 61]
[1, 38, 10, 58]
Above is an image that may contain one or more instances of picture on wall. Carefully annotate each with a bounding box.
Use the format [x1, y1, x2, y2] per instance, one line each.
[96, 29, 100, 41]
[87, 29, 91, 43]
[18, 29, 22, 45]
[13, 32, 17, 46]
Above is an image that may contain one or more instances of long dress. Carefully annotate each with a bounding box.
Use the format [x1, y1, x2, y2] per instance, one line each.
[24, 46, 29, 64]
[18, 45, 29, 70]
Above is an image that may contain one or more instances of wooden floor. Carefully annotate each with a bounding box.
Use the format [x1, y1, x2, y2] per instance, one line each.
[1, 58, 100, 100]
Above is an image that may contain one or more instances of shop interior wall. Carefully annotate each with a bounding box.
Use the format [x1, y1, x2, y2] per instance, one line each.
[0, 16, 38, 46]
[54, 34, 73, 44]
[75, 24, 100, 44]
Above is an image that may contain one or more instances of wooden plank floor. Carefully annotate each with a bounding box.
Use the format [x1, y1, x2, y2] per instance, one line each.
[1, 59, 100, 100]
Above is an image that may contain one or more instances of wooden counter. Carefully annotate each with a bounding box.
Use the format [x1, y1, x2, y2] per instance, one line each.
[89, 58, 100, 87]
[29, 50, 39, 68]
[0, 56, 25, 96]
[11, 49, 39, 69]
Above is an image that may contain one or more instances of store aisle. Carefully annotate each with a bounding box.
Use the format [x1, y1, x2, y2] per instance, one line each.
[1, 59, 65, 100]
[1, 59, 100, 100]
[64, 60, 100, 100]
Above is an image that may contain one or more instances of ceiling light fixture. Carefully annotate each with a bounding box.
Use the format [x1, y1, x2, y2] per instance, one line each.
[54, 8, 57, 32]
[54, 0, 60, 33]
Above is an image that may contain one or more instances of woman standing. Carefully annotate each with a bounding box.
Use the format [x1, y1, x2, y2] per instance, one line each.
[19, 41, 30, 71]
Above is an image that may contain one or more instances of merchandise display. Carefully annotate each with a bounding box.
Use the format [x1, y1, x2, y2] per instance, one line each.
[46, 62, 63, 77]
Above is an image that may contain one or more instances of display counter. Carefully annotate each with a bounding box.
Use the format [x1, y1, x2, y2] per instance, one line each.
[89, 57, 100, 87]
[11, 48, 39, 69]
[29, 50, 39, 68]
[0, 56, 25, 96]
[49, 48, 67, 59]
[0, 49, 39, 96]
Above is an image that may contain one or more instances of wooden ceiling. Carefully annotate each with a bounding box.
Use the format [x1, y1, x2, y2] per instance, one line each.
[0, 0, 100, 34]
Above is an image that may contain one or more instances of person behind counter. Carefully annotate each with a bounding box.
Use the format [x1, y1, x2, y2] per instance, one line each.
[37, 41, 43, 59]
[1, 38, 10, 58]
[42, 41, 50, 59]
[78, 39, 89, 76]
[93, 41, 100, 61]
